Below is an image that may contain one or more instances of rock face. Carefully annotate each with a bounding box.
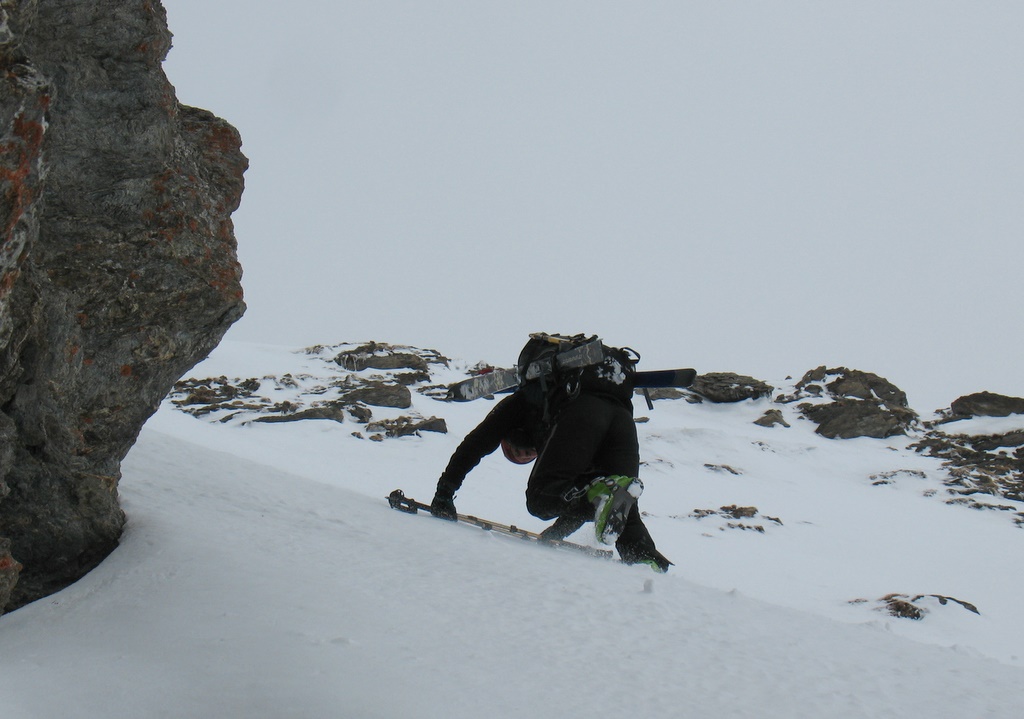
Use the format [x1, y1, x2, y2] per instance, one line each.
[0, 2, 245, 612]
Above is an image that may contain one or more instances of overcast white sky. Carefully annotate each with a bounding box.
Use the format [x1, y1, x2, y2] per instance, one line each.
[160, 1, 1023, 412]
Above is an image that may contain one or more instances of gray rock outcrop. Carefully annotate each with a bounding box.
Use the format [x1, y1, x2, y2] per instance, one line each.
[783, 366, 917, 439]
[0, 1, 245, 612]
[948, 392, 1024, 419]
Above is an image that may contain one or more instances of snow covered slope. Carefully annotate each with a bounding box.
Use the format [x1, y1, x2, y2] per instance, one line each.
[1, 340, 1022, 718]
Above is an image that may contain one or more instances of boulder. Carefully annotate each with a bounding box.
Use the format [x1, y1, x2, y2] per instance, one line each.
[754, 409, 790, 428]
[342, 383, 413, 409]
[824, 369, 908, 407]
[792, 367, 917, 439]
[0, 2, 245, 612]
[366, 416, 448, 439]
[801, 398, 917, 440]
[688, 373, 774, 403]
[334, 341, 447, 373]
[250, 404, 349, 424]
[949, 392, 1024, 419]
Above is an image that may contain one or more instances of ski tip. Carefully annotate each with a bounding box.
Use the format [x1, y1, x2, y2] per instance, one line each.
[676, 368, 697, 386]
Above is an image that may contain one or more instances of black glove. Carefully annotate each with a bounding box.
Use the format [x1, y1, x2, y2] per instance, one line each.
[430, 478, 458, 521]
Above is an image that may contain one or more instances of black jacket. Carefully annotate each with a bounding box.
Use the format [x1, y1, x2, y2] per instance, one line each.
[438, 392, 546, 492]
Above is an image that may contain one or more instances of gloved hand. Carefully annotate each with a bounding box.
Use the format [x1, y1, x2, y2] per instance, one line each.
[430, 478, 458, 521]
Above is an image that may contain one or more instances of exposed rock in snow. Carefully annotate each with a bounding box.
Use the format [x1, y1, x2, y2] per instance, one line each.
[687, 372, 775, 403]
[948, 392, 1024, 419]
[780, 366, 918, 439]
[912, 394, 1024, 514]
[168, 342, 449, 441]
[853, 593, 981, 620]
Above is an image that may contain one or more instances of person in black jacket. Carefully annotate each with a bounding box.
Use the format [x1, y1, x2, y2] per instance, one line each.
[431, 372, 671, 572]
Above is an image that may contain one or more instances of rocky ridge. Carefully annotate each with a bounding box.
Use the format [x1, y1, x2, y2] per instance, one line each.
[169, 342, 450, 441]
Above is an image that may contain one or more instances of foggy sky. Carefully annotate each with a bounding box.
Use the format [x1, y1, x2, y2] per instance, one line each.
[161, 1, 1024, 411]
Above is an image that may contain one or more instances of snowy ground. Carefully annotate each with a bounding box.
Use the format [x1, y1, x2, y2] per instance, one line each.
[2, 340, 1023, 718]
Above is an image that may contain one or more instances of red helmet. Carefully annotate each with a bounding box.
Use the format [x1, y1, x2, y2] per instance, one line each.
[501, 437, 538, 464]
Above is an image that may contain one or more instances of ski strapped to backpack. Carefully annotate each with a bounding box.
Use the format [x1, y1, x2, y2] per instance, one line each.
[519, 333, 607, 381]
[386, 489, 614, 560]
[446, 332, 696, 403]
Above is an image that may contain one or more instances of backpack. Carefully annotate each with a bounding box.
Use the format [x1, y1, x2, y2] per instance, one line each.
[515, 333, 639, 421]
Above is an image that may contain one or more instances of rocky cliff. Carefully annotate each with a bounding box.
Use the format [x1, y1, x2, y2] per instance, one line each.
[0, 0, 245, 612]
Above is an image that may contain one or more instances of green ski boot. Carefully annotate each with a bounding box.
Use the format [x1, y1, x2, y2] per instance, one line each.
[587, 475, 644, 545]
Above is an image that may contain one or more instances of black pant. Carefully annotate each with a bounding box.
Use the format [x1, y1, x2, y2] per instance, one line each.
[525, 393, 657, 554]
